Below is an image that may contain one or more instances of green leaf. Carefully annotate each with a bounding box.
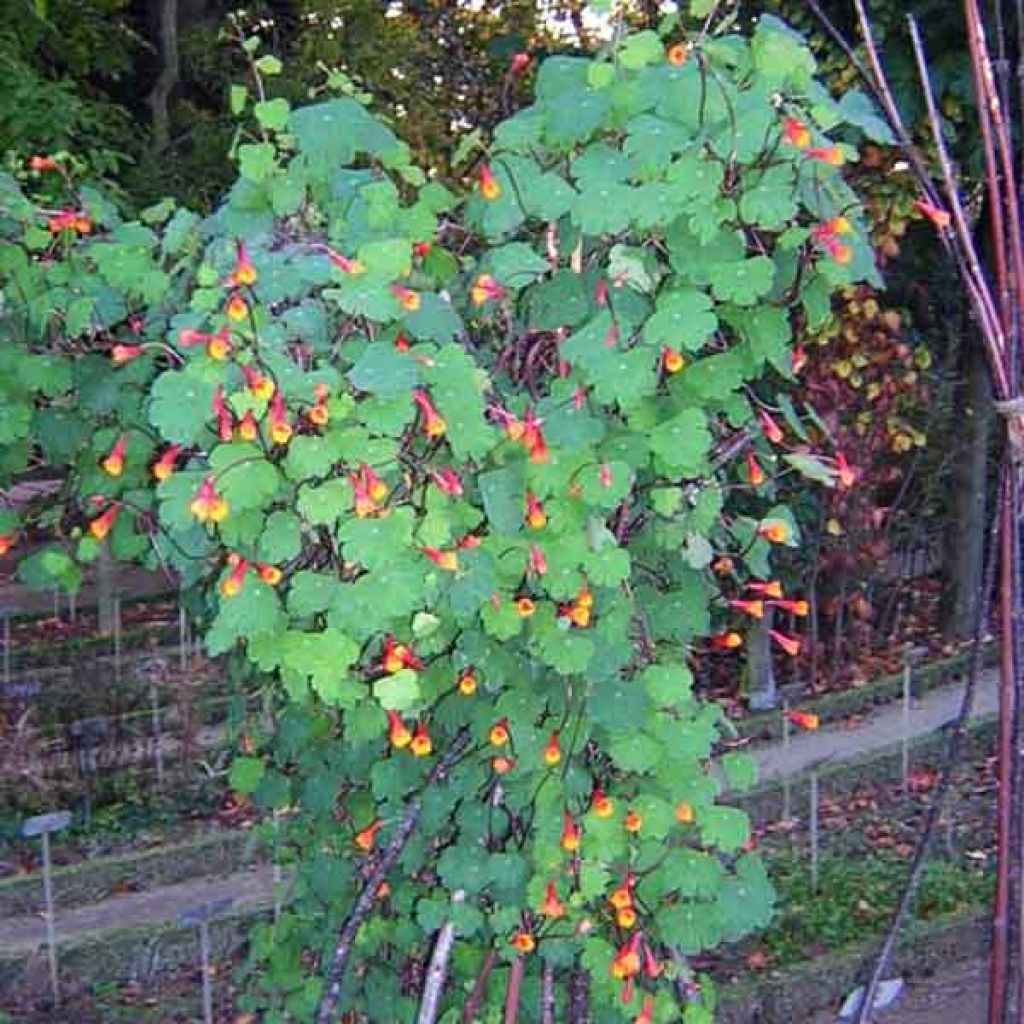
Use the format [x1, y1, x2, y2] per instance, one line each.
[238, 142, 277, 182]
[721, 752, 757, 792]
[229, 756, 265, 794]
[648, 409, 711, 474]
[643, 288, 717, 351]
[619, 30, 664, 69]
[254, 54, 283, 76]
[478, 465, 525, 536]
[374, 669, 421, 711]
[229, 84, 248, 115]
[349, 343, 421, 396]
[254, 98, 291, 132]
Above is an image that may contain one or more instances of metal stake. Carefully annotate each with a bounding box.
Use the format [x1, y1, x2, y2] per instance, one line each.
[3, 614, 10, 684]
[22, 811, 71, 1008]
[150, 680, 165, 790]
[782, 701, 792, 821]
[810, 772, 820, 894]
[179, 898, 233, 1024]
[113, 597, 122, 685]
[901, 652, 912, 797]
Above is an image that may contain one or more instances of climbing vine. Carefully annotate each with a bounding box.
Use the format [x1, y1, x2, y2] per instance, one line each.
[0, 8, 884, 1022]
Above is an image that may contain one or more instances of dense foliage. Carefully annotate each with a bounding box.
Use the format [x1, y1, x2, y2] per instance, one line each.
[0, 9, 888, 1022]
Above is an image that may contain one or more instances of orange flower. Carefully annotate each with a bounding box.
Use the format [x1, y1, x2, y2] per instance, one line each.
[758, 409, 784, 444]
[151, 445, 182, 482]
[771, 598, 808, 617]
[354, 819, 382, 852]
[470, 273, 506, 306]
[642, 944, 661, 980]
[624, 808, 643, 833]
[784, 708, 819, 730]
[478, 164, 501, 200]
[489, 718, 510, 746]
[409, 722, 432, 757]
[712, 556, 735, 575]
[510, 930, 535, 954]
[457, 669, 477, 696]
[524, 491, 546, 529]
[560, 810, 581, 852]
[914, 198, 952, 230]
[770, 630, 802, 657]
[711, 631, 743, 650]
[492, 755, 515, 774]
[111, 344, 144, 364]
[430, 467, 463, 497]
[746, 451, 764, 487]
[835, 451, 856, 488]
[609, 934, 642, 980]
[268, 392, 292, 446]
[0, 532, 16, 556]
[675, 800, 694, 823]
[227, 241, 258, 287]
[747, 580, 783, 599]
[661, 346, 685, 374]
[527, 544, 547, 577]
[616, 907, 637, 929]
[47, 209, 88, 233]
[510, 52, 531, 75]
[420, 546, 459, 572]
[608, 875, 634, 911]
[807, 145, 844, 166]
[257, 564, 282, 586]
[225, 292, 248, 322]
[387, 709, 412, 749]
[781, 116, 811, 149]
[565, 601, 591, 629]
[412, 240, 432, 259]
[540, 882, 565, 918]
[666, 42, 688, 65]
[757, 520, 790, 544]
[591, 786, 614, 819]
[326, 248, 365, 275]
[219, 557, 249, 598]
[308, 385, 330, 427]
[88, 504, 120, 540]
[412, 389, 446, 438]
[390, 283, 421, 312]
[634, 996, 654, 1024]
[241, 364, 275, 401]
[29, 155, 58, 172]
[237, 410, 259, 442]
[211, 385, 234, 442]
[515, 597, 536, 617]
[101, 435, 127, 477]
[729, 598, 765, 619]
[381, 636, 421, 674]
[791, 345, 808, 374]
[189, 477, 229, 523]
[543, 731, 561, 767]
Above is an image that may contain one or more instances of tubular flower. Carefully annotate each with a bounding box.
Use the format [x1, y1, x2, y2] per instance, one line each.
[211, 386, 234, 442]
[359, 464, 387, 502]
[746, 451, 765, 487]
[151, 445, 182, 482]
[241, 364, 275, 401]
[489, 718, 510, 746]
[807, 145, 844, 166]
[111, 344, 144, 364]
[510, 931, 535, 954]
[675, 800, 694, 823]
[666, 42, 688, 65]
[225, 292, 248, 322]
[177, 327, 208, 350]
[510, 52, 532, 75]
[616, 907, 637, 929]
[430, 467, 463, 497]
[354, 819, 382, 852]
[456, 533, 481, 550]
[599, 463, 613, 488]
[527, 544, 548, 577]
[47, 209, 90, 234]
[101, 436, 127, 477]
[409, 722, 432, 757]
[457, 669, 477, 696]
[661, 346, 685, 374]
[412, 241, 432, 259]
[758, 409, 784, 444]
[757, 520, 790, 544]
[387, 710, 412, 749]
[540, 882, 566, 918]
[747, 580, 783, 599]
[492, 755, 515, 774]
[220, 557, 249, 598]
[421, 546, 459, 572]
[770, 630, 802, 657]
[914, 198, 952, 230]
[89, 504, 120, 540]
[268, 392, 292, 445]
[257, 564, 282, 586]
[471, 273, 506, 306]
[781, 116, 811, 149]
[560, 810, 581, 852]
[642, 944, 661, 980]
[634, 996, 655, 1024]
[0, 532, 15, 556]
[729, 599, 765, 620]
[390, 283, 421, 312]
[812, 222, 852, 264]
[237, 410, 259, 442]
[29, 155, 58, 172]
[711, 631, 743, 650]
[591, 786, 614, 819]
[835, 451, 856, 488]
[608, 875, 634, 912]
[785, 708, 819, 730]
[712, 556, 735, 575]
[791, 345, 808, 374]
[327, 249, 365, 275]
[624, 809, 643, 834]
[770, 598, 808, 617]
[478, 163, 501, 200]
[515, 597, 536, 617]
[190, 477, 229, 523]
[521, 409, 548, 463]
[610, 934, 642, 980]
[543, 731, 561, 767]
[381, 636, 421, 674]
[412, 389, 446, 438]
[524, 491, 546, 529]
[227, 241, 258, 287]
[308, 384, 330, 427]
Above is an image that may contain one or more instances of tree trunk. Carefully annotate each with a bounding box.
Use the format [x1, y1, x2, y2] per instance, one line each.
[945, 340, 993, 639]
[147, 0, 180, 152]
